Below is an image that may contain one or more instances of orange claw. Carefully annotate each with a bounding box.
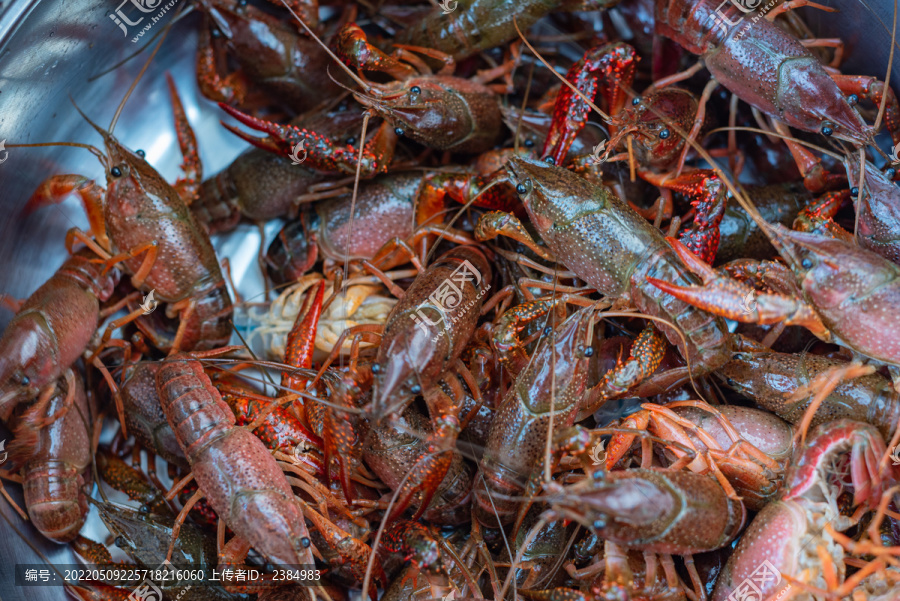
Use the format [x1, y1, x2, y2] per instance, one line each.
[586, 326, 666, 408]
[541, 42, 637, 165]
[219, 102, 396, 176]
[649, 237, 828, 333]
[322, 377, 360, 505]
[334, 22, 417, 81]
[415, 172, 520, 228]
[492, 297, 564, 377]
[386, 384, 462, 523]
[388, 448, 453, 523]
[25, 175, 109, 250]
[195, 18, 249, 107]
[793, 190, 853, 242]
[606, 410, 651, 470]
[303, 504, 385, 601]
[281, 280, 325, 396]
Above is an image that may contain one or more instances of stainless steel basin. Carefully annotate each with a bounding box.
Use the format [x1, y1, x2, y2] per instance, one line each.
[0, 0, 896, 598]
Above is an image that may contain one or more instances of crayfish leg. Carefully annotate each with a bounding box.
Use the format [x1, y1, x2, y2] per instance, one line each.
[582, 325, 667, 413]
[27, 176, 109, 250]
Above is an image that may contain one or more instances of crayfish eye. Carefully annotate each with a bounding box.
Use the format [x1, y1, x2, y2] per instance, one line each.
[583, 347, 594, 357]
[300, 537, 310, 548]
[631, 97, 641, 106]
[410, 384, 422, 395]
[801, 258, 813, 269]
[850, 187, 860, 197]
[345, 137, 356, 145]
[659, 129, 670, 139]
[110, 165, 125, 178]
[515, 180, 532, 196]
[410, 85, 421, 95]
[524, 138, 535, 148]
[394, 127, 405, 137]
[135, 149, 145, 158]
[820, 122, 834, 136]
[886, 168, 896, 179]
[847, 94, 859, 106]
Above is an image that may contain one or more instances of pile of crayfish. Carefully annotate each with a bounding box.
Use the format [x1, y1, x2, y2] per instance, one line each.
[6, 0, 900, 598]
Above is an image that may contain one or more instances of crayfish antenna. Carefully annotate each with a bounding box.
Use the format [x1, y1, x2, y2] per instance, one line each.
[6, 140, 105, 164]
[107, 0, 182, 134]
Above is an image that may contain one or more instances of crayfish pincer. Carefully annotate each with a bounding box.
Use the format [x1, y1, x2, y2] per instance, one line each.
[156, 351, 314, 568]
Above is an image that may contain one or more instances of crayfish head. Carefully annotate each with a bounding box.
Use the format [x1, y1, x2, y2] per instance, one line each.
[0, 321, 57, 419]
[103, 136, 183, 215]
[506, 154, 620, 234]
[548, 470, 671, 536]
[767, 224, 896, 310]
[505, 154, 572, 219]
[610, 89, 696, 170]
[354, 79, 461, 150]
[369, 343, 421, 425]
[778, 57, 873, 147]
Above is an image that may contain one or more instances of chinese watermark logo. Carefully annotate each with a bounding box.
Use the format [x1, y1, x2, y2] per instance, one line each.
[140, 289, 159, 315]
[127, 560, 192, 601]
[890, 141, 900, 165]
[709, 0, 779, 42]
[410, 259, 491, 342]
[128, 579, 162, 601]
[589, 440, 606, 466]
[740, 290, 757, 315]
[110, 0, 181, 43]
[589, 140, 608, 165]
[890, 445, 900, 466]
[0, 139, 8, 165]
[438, 0, 457, 14]
[289, 140, 308, 165]
[127, 560, 170, 601]
[727, 560, 791, 601]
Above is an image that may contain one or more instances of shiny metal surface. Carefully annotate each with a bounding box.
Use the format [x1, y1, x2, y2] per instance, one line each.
[0, 0, 259, 598]
[0, 0, 896, 598]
